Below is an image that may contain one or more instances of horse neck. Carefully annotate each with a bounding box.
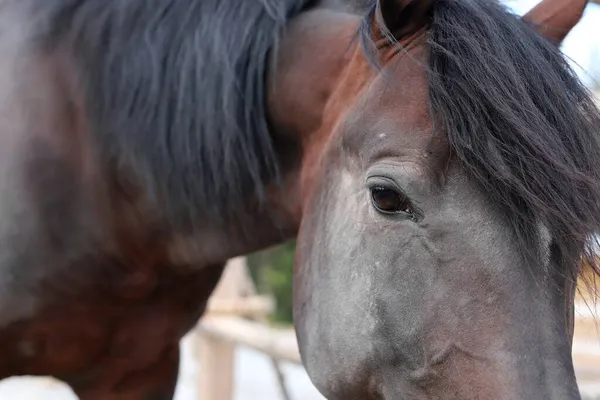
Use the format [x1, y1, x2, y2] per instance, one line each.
[269, 9, 362, 136]
[172, 10, 366, 264]
[141, 11, 363, 267]
[268, 9, 369, 208]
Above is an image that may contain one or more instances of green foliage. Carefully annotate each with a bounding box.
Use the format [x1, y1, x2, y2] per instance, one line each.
[247, 241, 296, 325]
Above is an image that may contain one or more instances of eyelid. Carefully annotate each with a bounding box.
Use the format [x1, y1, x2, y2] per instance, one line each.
[366, 175, 401, 191]
[366, 175, 422, 207]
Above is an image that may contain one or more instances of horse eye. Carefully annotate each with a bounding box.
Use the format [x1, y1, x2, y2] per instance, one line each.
[370, 186, 413, 215]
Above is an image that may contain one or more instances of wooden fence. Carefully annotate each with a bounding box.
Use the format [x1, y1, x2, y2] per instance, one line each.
[193, 257, 301, 400]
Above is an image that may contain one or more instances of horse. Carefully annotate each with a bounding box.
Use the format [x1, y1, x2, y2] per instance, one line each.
[0, 0, 315, 398]
[282, 0, 600, 399]
[0, 0, 598, 399]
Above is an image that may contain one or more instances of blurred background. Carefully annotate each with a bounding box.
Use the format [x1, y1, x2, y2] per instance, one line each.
[505, 0, 600, 89]
[0, 0, 598, 399]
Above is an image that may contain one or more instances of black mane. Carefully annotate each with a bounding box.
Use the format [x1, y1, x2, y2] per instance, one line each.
[361, 0, 600, 276]
[43, 0, 313, 229]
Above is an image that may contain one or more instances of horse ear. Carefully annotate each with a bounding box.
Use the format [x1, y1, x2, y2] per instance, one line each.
[522, 0, 588, 45]
[373, 0, 434, 42]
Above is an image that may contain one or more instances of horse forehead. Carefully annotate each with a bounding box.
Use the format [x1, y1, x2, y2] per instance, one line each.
[342, 45, 432, 142]
[341, 88, 435, 160]
[372, 47, 430, 120]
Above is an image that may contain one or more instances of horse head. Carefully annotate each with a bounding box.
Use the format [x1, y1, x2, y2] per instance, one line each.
[269, 0, 600, 398]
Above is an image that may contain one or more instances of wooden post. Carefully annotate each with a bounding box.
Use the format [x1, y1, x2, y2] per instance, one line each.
[196, 256, 256, 400]
[210, 257, 256, 299]
[197, 325, 236, 400]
